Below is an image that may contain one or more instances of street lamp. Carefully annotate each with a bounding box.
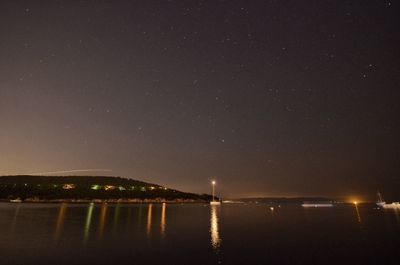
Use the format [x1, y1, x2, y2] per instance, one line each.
[212, 181, 216, 202]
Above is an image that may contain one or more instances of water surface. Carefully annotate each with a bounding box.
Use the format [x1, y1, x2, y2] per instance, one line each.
[0, 203, 399, 265]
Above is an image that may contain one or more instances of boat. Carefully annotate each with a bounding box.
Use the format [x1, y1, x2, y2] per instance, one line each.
[376, 191, 386, 207]
[376, 201, 386, 207]
[10, 198, 22, 203]
[376, 191, 400, 208]
[210, 180, 221, 205]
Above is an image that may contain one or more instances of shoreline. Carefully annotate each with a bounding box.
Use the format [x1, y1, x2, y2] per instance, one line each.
[0, 198, 209, 204]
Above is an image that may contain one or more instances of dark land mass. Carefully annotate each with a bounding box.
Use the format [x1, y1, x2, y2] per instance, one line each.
[0, 175, 213, 202]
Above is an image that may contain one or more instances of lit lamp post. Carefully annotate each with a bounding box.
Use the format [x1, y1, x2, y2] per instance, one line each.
[210, 180, 221, 205]
[212, 181, 216, 202]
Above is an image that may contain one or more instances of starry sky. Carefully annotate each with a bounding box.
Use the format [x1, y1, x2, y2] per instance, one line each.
[1, 0, 399, 199]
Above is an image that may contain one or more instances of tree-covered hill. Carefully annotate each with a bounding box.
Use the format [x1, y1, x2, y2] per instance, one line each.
[0, 175, 212, 202]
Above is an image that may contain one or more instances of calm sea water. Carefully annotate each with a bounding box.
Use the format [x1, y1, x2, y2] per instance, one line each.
[0, 203, 399, 265]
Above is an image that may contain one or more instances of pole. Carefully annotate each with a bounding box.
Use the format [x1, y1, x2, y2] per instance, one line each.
[212, 183, 215, 202]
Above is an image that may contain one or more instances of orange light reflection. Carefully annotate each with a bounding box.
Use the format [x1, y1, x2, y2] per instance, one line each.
[161, 203, 166, 238]
[54, 203, 67, 241]
[147, 204, 153, 237]
[210, 205, 221, 249]
[98, 203, 108, 239]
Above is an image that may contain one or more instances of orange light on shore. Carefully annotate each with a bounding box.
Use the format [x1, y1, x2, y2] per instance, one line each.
[104, 185, 115, 191]
[348, 196, 362, 204]
[62, 184, 75, 190]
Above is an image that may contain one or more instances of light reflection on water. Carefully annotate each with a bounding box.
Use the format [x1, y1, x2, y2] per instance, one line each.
[354, 203, 362, 223]
[10, 204, 20, 233]
[147, 203, 153, 237]
[384, 207, 400, 223]
[54, 203, 67, 241]
[112, 203, 121, 233]
[83, 203, 94, 245]
[393, 208, 400, 222]
[210, 205, 221, 249]
[98, 203, 108, 239]
[161, 203, 166, 238]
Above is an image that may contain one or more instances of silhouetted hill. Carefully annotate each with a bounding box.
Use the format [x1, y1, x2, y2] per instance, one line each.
[0, 175, 212, 202]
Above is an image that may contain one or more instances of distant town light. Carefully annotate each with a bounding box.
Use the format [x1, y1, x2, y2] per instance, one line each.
[91, 185, 101, 190]
[104, 185, 116, 191]
[62, 184, 75, 190]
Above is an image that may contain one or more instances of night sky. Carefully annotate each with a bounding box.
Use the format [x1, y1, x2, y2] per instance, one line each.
[1, 1, 399, 199]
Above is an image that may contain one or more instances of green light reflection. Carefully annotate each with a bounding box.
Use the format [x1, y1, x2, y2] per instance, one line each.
[83, 203, 94, 245]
